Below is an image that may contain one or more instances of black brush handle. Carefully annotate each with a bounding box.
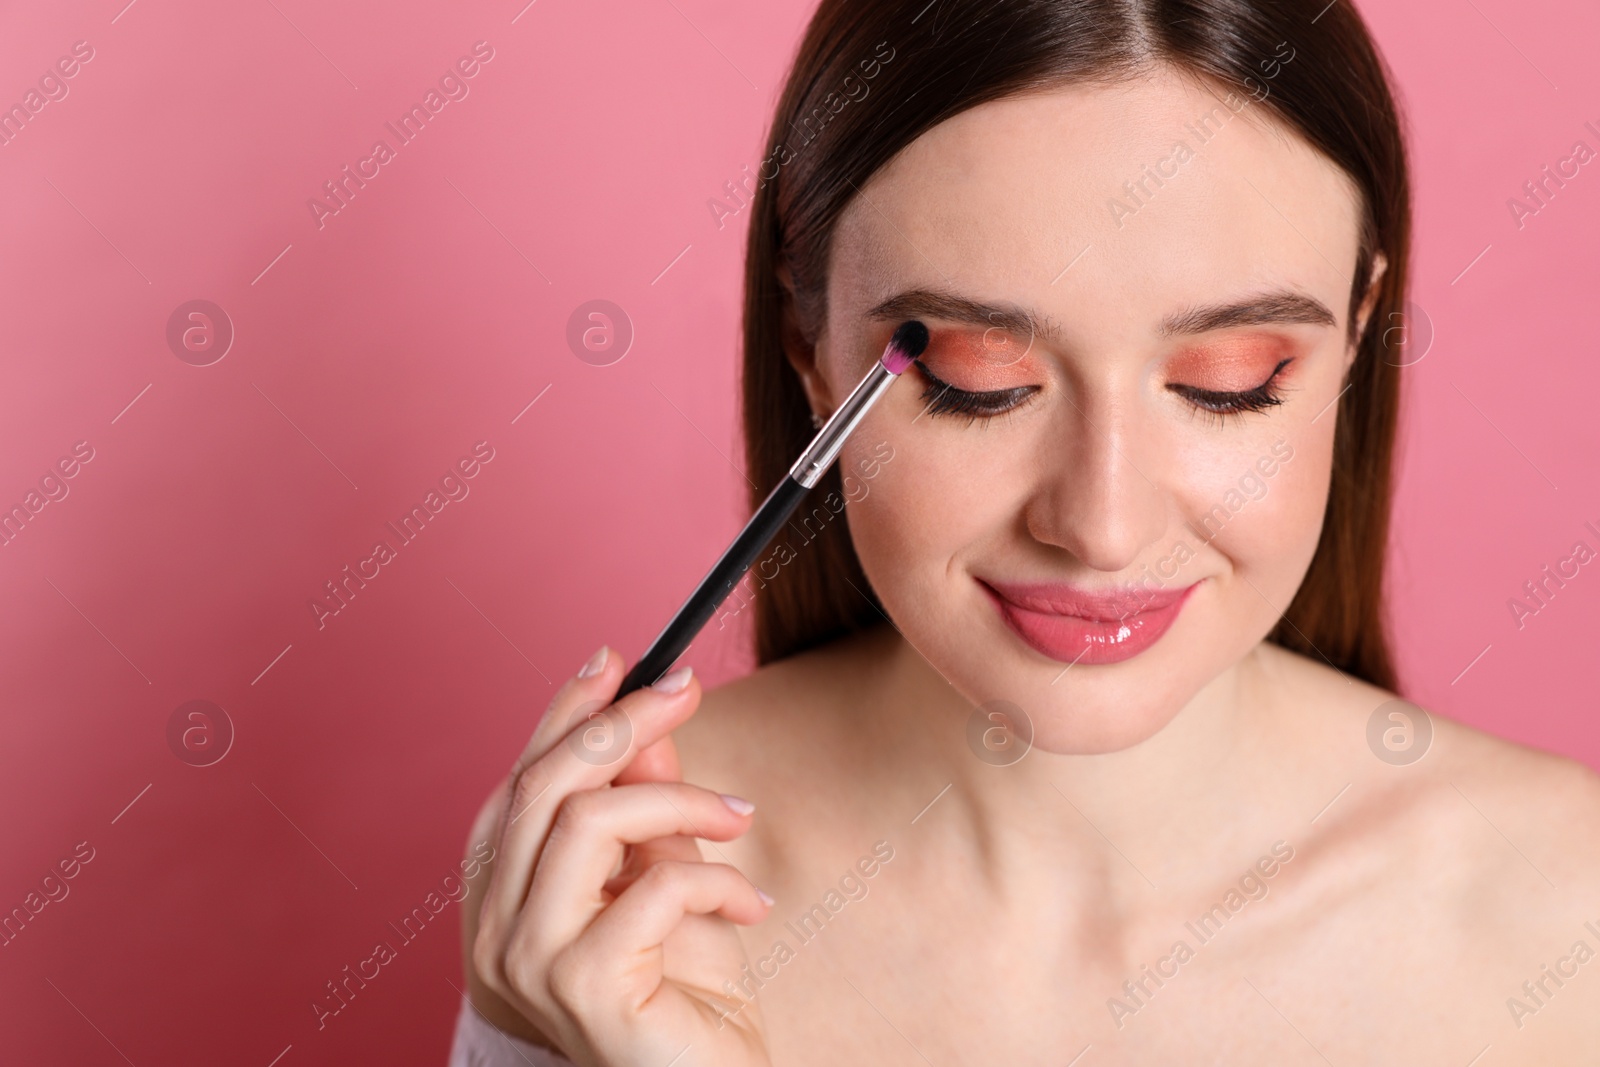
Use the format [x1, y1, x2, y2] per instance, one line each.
[614, 475, 811, 699]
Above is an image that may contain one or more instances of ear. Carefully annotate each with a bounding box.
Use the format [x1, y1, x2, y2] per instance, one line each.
[776, 261, 837, 417]
[1347, 250, 1389, 372]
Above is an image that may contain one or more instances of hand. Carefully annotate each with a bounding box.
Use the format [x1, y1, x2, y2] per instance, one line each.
[468, 647, 775, 1067]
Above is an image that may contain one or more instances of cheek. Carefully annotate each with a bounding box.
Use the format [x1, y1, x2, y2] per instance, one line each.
[840, 432, 1014, 586]
[1182, 428, 1333, 588]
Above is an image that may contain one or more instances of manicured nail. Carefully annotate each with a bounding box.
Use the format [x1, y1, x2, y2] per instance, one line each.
[720, 793, 755, 816]
[756, 887, 775, 906]
[650, 666, 693, 694]
[577, 646, 608, 678]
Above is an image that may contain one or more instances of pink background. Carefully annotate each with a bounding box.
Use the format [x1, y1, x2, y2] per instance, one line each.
[1, 0, 1596, 1063]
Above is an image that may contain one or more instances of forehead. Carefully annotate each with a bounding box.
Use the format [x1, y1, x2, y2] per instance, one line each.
[829, 66, 1364, 344]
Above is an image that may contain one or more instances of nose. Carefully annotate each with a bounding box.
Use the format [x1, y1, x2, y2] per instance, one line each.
[1024, 392, 1169, 574]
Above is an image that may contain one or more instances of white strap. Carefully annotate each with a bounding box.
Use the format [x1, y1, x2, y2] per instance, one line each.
[447, 993, 577, 1067]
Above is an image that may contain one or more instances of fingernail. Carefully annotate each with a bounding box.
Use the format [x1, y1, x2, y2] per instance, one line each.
[720, 793, 755, 816]
[756, 887, 775, 907]
[650, 666, 693, 694]
[577, 646, 608, 678]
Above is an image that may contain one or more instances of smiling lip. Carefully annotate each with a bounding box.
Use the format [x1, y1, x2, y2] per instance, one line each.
[978, 577, 1199, 666]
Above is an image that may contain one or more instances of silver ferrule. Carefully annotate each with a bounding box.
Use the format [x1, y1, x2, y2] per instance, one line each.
[788, 359, 898, 488]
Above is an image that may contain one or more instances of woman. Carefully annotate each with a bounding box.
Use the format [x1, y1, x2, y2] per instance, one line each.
[451, 0, 1600, 1062]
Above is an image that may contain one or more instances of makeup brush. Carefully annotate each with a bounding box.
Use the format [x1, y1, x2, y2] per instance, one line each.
[613, 319, 930, 700]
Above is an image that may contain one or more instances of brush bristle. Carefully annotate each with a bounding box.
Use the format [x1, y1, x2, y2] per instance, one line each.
[882, 320, 929, 374]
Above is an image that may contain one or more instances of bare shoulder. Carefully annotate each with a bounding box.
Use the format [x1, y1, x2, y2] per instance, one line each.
[1262, 640, 1600, 866]
[670, 623, 899, 880]
[1254, 642, 1600, 1045]
[675, 622, 896, 784]
[1257, 640, 1600, 879]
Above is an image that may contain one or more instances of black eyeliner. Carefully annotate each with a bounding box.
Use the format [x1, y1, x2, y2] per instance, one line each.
[916, 355, 1295, 423]
[1169, 357, 1294, 414]
[916, 362, 1038, 418]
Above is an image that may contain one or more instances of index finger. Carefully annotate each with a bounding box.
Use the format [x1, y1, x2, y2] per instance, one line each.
[510, 646, 624, 779]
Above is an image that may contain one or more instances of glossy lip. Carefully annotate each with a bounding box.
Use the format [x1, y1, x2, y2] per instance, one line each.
[978, 577, 1200, 666]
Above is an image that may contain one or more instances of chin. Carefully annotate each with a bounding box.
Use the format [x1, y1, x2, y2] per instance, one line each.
[973, 653, 1201, 757]
[1020, 690, 1192, 756]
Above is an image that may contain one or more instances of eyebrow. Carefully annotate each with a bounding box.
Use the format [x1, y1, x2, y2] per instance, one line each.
[864, 286, 1338, 341]
[865, 289, 1063, 344]
[1157, 289, 1337, 338]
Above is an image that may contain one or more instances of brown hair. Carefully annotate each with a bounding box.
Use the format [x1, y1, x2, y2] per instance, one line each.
[740, 0, 1411, 692]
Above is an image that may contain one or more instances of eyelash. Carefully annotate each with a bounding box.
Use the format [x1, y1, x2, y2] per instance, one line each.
[917, 366, 1038, 426]
[1167, 358, 1293, 427]
[916, 357, 1294, 428]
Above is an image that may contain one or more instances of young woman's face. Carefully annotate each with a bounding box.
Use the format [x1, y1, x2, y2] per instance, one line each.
[805, 67, 1383, 754]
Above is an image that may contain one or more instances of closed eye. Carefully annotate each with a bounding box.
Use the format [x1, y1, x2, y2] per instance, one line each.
[916, 363, 1037, 423]
[914, 357, 1295, 427]
[1167, 358, 1294, 426]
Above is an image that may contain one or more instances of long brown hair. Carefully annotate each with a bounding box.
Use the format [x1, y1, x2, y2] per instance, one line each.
[740, 0, 1411, 692]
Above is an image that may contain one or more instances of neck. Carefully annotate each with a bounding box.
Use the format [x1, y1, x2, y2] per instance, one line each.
[865, 625, 1282, 901]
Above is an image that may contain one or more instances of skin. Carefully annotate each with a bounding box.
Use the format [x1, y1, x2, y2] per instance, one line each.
[461, 66, 1600, 1065]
